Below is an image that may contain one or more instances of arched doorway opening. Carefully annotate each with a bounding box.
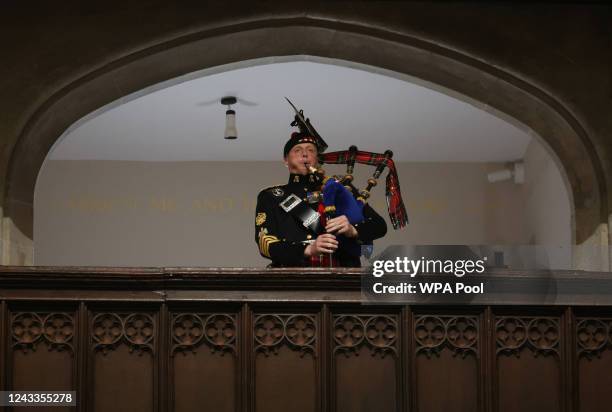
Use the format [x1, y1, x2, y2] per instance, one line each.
[4, 20, 606, 268]
[31, 57, 571, 269]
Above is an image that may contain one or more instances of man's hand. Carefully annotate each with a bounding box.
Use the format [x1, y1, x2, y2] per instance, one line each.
[304, 234, 338, 256]
[325, 215, 358, 238]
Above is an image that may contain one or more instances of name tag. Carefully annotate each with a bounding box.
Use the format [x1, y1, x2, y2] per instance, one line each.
[280, 194, 302, 212]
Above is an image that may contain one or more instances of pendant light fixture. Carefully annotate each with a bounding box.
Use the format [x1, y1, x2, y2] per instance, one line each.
[221, 96, 237, 139]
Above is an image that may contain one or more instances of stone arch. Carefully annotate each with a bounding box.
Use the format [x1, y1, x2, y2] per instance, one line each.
[5, 18, 606, 264]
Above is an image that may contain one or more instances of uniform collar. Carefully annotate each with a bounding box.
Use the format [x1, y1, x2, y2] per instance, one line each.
[288, 173, 318, 190]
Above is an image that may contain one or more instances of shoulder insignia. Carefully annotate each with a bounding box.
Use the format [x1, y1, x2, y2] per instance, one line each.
[255, 212, 266, 226]
[270, 187, 284, 197]
[260, 184, 284, 195]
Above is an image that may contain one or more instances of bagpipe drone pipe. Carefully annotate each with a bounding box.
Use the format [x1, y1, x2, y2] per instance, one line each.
[309, 146, 409, 257]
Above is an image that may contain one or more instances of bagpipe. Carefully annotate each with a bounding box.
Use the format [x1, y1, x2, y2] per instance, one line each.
[286, 98, 408, 239]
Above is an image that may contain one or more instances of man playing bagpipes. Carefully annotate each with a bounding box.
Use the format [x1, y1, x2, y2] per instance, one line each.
[254, 99, 408, 267]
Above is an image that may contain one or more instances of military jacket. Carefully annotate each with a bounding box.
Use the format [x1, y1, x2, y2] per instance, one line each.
[255, 173, 387, 267]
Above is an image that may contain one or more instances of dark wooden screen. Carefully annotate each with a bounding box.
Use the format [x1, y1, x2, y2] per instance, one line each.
[1, 267, 611, 412]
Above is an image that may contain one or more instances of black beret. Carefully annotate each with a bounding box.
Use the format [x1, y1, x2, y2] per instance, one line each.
[283, 132, 320, 157]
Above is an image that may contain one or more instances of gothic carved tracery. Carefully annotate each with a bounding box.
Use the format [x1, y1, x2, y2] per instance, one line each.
[334, 314, 398, 358]
[172, 313, 236, 356]
[414, 315, 478, 358]
[254, 314, 316, 357]
[92, 312, 155, 355]
[11, 312, 74, 354]
[496, 316, 559, 357]
[577, 318, 612, 359]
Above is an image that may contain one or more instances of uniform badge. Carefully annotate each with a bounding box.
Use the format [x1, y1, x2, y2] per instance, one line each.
[256, 212, 266, 226]
[271, 187, 284, 197]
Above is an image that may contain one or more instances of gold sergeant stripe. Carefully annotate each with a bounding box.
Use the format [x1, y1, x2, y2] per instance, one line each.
[258, 234, 280, 257]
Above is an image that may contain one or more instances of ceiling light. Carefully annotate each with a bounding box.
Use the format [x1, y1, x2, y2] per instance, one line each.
[221, 96, 237, 140]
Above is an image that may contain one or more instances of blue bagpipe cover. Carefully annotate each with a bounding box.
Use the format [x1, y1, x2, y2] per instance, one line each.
[322, 179, 365, 257]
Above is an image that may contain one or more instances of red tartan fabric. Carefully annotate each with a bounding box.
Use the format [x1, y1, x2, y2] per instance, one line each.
[320, 150, 408, 229]
[309, 253, 340, 267]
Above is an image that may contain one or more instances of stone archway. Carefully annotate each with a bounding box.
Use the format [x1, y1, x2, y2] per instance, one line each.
[4, 18, 607, 266]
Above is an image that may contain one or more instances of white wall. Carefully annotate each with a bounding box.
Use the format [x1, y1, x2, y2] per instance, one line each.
[33, 158, 569, 267]
[521, 139, 573, 268]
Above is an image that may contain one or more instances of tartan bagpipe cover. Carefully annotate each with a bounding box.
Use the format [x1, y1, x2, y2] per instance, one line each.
[320, 150, 409, 230]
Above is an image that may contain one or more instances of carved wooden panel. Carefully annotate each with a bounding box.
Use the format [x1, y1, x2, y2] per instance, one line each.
[0, 301, 4, 394]
[4, 269, 612, 412]
[495, 316, 561, 412]
[172, 313, 236, 355]
[12, 312, 75, 354]
[414, 315, 479, 358]
[254, 313, 318, 412]
[9, 311, 76, 412]
[254, 314, 317, 357]
[496, 316, 560, 357]
[333, 314, 399, 412]
[90, 311, 156, 412]
[334, 314, 398, 358]
[171, 312, 237, 412]
[92, 312, 155, 355]
[414, 314, 479, 412]
[576, 318, 611, 359]
[577, 317, 612, 412]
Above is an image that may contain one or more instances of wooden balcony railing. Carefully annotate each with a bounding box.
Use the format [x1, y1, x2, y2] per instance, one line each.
[1, 266, 611, 412]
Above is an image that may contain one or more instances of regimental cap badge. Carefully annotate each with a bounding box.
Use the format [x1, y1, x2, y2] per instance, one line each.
[256, 212, 266, 226]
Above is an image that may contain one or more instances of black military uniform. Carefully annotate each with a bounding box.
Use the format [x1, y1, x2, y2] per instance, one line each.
[255, 171, 387, 267]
